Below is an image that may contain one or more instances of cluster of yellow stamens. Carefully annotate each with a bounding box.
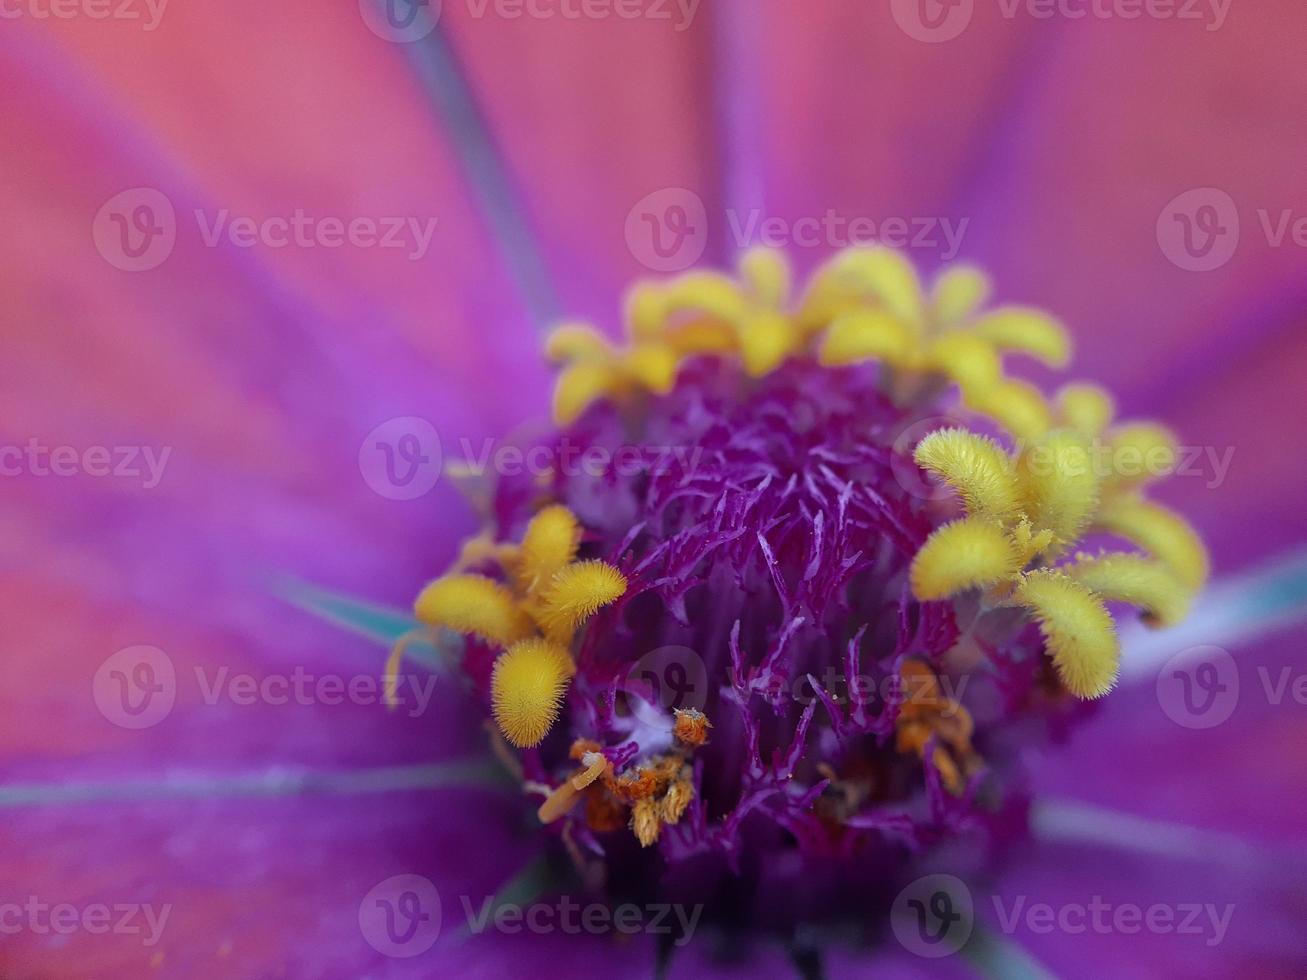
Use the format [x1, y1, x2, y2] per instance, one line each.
[405, 504, 627, 747]
[534, 710, 709, 846]
[543, 245, 1205, 701]
[908, 419, 1206, 697]
[894, 659, 980, 795]
[547, 245, 1070, 434]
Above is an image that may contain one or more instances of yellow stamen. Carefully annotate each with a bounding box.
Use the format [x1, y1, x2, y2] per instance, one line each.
[832, 246, 925, 327]
[491, 638, 576, 748]
[739, 311, 796, 378]
[535, 559, 628, 642]
[1094, 495, 1209, 592]
[631, 797, 661, 847]
[1055, 383, 1115, 437]
[913, 428, 1021, 522]
[969, 307, 1071, 367]
[537, 751, 609, 823]
[544, 322, 611, 363]
[1016, 430, 1100, 549]
[622, 342, 678, 394]
[515, 504, 581, 595]
[930, 265, 991, 324]
[552, 360, 621, 426]
[927, 332, 1002, 396]
[910, 518, 1022, 601]
[817, 309, 916, 368]
[738, 246, 791, 309]
[1014, 570, 1119, 699]
[1104, 422, 1178, 488]
[964, 378, 1053, 442]
[414, 574, 534, 646]
[1065, 553, 1191, 628]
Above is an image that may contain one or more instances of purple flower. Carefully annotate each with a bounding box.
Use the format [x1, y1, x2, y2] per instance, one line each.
[2, 4, 1306, 978]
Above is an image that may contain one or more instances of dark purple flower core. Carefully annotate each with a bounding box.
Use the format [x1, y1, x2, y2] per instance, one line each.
[460, 357, 1092, 951]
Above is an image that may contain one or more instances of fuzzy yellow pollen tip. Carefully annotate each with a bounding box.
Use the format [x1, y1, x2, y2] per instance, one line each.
[491, 639, 576, 748]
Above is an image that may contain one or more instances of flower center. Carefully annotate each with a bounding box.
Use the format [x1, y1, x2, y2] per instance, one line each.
[401, 246, 1208, 941]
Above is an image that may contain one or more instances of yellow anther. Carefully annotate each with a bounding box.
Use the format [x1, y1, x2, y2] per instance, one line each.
[738, 311, 796, 378]
[414, 574, 534, 646]
[970, 308, 1071, 367]
[818, 309, 916, 368]
[664, 318, 739, 356]
[738, 247, 791, 309]
[964, 378, 1052, 442]
[536, 559, 628, 642]
[622, 343, 679, 394]
[1056, 383, 1115, 436]
[625, 283, 667, 342]
[631, 797, 661, 847]
[833, 247, 925, 327]
[1094, 495, 1209, 592]
[1104, 422, 1179, 488]
[536, 750, 609, 823]
[1016, 430, 1100, 549]
[1010, 518, 1055, 566]
[910, 518, 1022, 600]
[661, 773, 694, 825]
[515, 505, 581, 595]
[1066, 553, 1191, 628]
[930, 264, 991, 325]
[661, 271, 751, 324]
[913, 428, 1022, 523]
[927, 332, 1002, 396]
[1014, 570, 1119, 699]
[491, 638, 575, 748]
[544, 323, 611, 363]
[552, 360, 621, 426]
